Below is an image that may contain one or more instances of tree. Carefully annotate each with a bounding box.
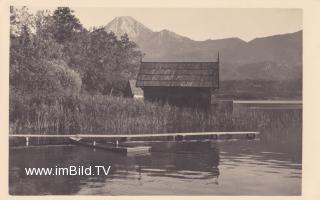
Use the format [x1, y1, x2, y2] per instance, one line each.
[39, 59, 82, 95]
[62, 29, 91, 75]
[10, 7, 82, 96]
[10, 7, 142, 97]
[118, 33, 141, 78]
[81, 29, 119, 94]
[52, 7, 83, 43]
[10, 6, 35, 37]
[80, 29, 142, 95]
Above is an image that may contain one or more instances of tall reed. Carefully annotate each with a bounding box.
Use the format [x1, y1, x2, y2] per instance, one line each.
[9, 93, 302, 135]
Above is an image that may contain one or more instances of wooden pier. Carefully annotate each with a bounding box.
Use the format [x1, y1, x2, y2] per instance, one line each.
[10, 131, 259, 142]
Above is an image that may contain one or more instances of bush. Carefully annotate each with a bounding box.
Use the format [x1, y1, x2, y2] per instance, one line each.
[10, 59, 82, 96]
[43, 59, 82, 95]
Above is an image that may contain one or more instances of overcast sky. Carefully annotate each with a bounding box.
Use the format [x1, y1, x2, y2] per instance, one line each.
[28, 7, 302, 41]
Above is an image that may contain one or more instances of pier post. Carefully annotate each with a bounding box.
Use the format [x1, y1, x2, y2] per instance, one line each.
[25, 137, 29, 146]
[93, 140, 96, 146]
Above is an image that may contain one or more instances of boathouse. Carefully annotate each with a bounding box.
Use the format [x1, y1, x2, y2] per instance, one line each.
[124, 80, 144, 99]
[136, 54, 220, 106]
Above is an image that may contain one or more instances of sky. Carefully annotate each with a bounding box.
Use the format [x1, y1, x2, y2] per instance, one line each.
[28, 7, 302, 41]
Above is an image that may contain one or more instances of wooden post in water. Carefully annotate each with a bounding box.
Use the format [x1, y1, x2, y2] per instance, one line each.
[25, 137, 29, 146]
[93, 140, 96, 152]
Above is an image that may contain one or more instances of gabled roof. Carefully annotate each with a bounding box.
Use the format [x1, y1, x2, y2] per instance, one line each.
[136, 62, 219, 88]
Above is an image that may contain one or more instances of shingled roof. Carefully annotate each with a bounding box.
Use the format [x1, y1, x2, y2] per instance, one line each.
[136, 62, 219, 88]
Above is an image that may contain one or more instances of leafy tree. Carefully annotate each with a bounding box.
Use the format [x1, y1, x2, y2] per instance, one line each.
[82, 29, 118, 94]
[10, 6, 141, 97]
[81, 29, 141, 95]
[118, 33, 141, 79]
[52, 7, 83, 43]
[62, 29, 91, 75]
[39, 59, 82, 95]
[10, 6, 35, 37]
[10, 7, 82, 96]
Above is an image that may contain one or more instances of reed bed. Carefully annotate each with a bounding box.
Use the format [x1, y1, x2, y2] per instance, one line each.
[9, 93, 302, 135]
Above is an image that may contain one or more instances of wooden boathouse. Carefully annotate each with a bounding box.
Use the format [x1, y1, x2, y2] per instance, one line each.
[136, 54, 220, 106]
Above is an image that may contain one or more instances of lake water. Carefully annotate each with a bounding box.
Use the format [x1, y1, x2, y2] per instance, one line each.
[9, 108, 302, 195]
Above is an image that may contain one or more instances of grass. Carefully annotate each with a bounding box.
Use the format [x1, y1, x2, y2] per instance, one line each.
[9, 93, 302, 135]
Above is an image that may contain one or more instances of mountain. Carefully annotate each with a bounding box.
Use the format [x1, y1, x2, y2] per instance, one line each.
[104, 16, 302, 81]
[104, 16, 153, 43]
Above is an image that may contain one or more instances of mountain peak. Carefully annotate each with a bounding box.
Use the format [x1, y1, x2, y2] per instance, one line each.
[114, 16, 134, 19]
[112, 16, 138, 23]
[159, 29, 179, 37]
[104, 16, 152, 41]
[156, 29, 190, 42]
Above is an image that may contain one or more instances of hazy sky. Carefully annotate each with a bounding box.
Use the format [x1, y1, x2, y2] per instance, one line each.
[29, 7, 302, 41]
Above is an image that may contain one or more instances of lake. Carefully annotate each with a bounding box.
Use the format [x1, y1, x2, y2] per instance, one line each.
[9, 108, 302, 195]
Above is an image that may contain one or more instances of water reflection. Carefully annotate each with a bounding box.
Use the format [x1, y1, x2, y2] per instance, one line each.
[10, 137, 301, 195]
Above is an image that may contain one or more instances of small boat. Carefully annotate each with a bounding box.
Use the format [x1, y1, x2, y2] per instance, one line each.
[69, 136, 151, 155]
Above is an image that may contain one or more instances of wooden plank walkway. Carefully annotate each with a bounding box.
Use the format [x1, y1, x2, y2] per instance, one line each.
[9, 131, 259, 138]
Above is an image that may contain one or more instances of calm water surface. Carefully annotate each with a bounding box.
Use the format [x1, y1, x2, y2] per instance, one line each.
[9, 109, 302, 195]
